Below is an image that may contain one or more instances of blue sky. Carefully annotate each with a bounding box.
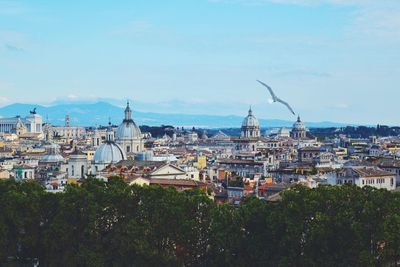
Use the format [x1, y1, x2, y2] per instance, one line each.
[1, 0, 400, 125]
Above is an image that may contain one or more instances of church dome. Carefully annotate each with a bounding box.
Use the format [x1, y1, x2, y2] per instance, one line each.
[116, 122, 141, 140]
[241, 108, 261, 138]
[278, 128, 290, 137]
[41, 154, 65, 163]
[293, 116, 306, 130]
[94, 142, 126, 164]
[242, 108, 260, 128]
[94, 121, 126, 164]
[115, 101, 142, 141]
[41, 144, 64, 163]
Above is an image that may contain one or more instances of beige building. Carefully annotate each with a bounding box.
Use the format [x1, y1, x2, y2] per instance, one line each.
[0, 168, 10, 180]
[337, 166, 396, 191]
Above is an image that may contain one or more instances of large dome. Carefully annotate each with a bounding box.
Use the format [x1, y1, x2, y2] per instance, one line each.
[41, 154, 65, 163]
[94, 141, 126, 164]
[242, 108, 260, 128]
[293, 116, 306, 130]
[116, 121, 141, 140]
[40, 144, 64, 163]
[241, 108, 261, 138]
[115, 101, 142, 141]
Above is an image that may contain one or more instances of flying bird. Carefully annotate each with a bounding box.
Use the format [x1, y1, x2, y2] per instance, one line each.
[257, 80, 296, 116]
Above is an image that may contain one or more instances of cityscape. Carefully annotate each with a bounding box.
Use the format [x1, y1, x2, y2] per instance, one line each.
[1, 100, 400, 195]
[1, 0, 400, 266]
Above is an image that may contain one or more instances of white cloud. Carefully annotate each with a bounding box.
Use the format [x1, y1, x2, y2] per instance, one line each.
[210, 0, 396, 6]
[0, 82, 13, 89]
[211, 0, 400, 42]
[0, 82, 13, 107]
[0, 96, 11, 107]
[354, 8, 400, 40]
[67, 94, 78, 100]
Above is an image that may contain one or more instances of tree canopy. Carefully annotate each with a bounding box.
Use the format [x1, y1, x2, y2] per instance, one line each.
[1, 178, 400, 266]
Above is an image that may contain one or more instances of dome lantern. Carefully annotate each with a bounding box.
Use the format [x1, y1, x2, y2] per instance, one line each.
[124, 101, 132, 122]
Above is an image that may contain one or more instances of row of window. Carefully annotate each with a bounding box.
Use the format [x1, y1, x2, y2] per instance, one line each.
[363, 179, 377, 185]
[339, 178, 393, 186]
[362, 178, 392, 185]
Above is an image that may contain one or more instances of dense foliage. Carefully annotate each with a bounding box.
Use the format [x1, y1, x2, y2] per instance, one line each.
[1, 178, 400, 266]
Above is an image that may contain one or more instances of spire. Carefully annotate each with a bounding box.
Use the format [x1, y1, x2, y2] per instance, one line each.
[297, 115, 301, 122]
[124, 100, 132, 121]
[248, 106, 253, 116]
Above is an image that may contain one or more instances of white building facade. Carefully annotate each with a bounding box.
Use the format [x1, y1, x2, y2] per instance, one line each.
[0, 111, 42, 134]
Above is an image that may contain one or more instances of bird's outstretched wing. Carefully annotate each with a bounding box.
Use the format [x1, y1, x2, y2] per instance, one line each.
[257, 80, 277, 100]
[276, 97, 296, 115]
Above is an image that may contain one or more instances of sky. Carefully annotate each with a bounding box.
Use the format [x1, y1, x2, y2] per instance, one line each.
[0, 0, 400, 125]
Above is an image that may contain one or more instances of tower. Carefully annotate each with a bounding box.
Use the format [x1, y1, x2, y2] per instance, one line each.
[65, 115, 70, 127]
[124, 101, 132, 121]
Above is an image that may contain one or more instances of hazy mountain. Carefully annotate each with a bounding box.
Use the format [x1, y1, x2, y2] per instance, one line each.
[0, 102, 353, 128]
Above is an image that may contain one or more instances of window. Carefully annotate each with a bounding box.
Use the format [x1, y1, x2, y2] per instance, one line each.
[81, 165, 85, 179]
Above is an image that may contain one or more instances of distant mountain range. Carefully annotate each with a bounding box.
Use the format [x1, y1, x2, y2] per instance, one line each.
[0, 102, 354, 128]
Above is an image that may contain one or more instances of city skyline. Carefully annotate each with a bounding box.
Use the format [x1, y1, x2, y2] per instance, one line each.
[3, 2, 400, 265]
[1, 0, 400, 125]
